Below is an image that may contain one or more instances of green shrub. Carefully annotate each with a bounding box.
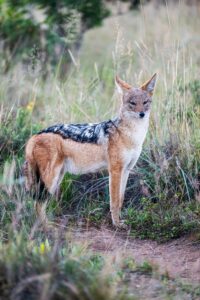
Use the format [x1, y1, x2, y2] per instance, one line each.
[0, 107, 41, 164]
[0, 0, 109, 72]
[0, 234, 126, 300]
[125, 198, 200, 242]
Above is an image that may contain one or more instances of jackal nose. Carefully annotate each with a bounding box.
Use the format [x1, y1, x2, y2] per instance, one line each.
[139, 112, 145, 118]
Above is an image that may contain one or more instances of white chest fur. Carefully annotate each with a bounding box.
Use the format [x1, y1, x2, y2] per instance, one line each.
[122, 115, 149, 169]
[132, 117, 149, 146]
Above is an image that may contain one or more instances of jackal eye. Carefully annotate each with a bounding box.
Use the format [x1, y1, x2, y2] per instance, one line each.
[129, 101, 136, 106]
[143, 100, 148, 105]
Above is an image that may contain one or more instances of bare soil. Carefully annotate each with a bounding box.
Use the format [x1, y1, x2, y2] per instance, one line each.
[72, 226, 200, 285]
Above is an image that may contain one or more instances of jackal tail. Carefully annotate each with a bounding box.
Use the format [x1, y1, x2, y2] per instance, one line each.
[23, 146, 48, 224]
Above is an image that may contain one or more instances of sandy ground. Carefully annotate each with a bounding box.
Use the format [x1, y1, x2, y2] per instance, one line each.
[71, 226, 200, 285]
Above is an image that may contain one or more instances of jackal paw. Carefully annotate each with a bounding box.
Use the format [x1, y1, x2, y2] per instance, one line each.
[112, 219, 128, 230]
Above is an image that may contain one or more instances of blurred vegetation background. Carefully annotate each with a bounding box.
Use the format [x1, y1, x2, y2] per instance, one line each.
[0, 1, 200, 298]
[0, 0, 111, 74]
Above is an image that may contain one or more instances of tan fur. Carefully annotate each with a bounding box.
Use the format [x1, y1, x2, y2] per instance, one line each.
[24, 74, 157, 227]
[115, 76, 132, 90]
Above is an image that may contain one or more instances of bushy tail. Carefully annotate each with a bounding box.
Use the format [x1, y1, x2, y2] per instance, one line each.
[23, 159, 48, 224]
[23, 137, 49, 225]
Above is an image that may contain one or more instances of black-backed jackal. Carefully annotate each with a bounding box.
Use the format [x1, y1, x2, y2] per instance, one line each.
[24, 74, 157, 227]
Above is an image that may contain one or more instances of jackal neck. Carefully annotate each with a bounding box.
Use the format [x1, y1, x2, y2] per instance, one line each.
[114, 111, 150, 148]
[117, 111, 150, 129]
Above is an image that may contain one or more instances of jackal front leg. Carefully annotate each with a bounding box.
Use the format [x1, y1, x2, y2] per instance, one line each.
[119, 169, 130, 211]
[109, 166, 124, 227]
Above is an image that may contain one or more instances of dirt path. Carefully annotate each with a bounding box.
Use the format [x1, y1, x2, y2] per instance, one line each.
[72, 226, 200, 284]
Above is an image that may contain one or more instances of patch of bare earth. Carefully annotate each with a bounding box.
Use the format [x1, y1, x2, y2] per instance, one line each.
[71, 226, 200, 284]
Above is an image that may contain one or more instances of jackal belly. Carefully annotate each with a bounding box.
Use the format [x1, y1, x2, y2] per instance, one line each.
[62, 139, 108, 175]
[64, 158, 107, 175]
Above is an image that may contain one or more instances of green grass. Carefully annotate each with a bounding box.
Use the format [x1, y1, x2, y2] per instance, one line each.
[125, 198, 200, 241]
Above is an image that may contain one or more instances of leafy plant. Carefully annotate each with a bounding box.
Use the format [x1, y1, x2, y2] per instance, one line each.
[125, 199, 200, 242]
[0, 106, 41, 164]
[0, 0, 110, 73]
[0, 234, 125, 300]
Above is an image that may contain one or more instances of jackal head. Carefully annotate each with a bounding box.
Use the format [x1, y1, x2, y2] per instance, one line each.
[115, 74, 157, 119]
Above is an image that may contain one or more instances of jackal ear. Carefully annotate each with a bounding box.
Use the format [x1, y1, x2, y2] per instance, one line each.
[115, 76, 132, 95]
[141, 73, 157, 95]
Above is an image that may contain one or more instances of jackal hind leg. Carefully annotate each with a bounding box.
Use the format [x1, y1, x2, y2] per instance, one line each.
[36, 161, 65, 227]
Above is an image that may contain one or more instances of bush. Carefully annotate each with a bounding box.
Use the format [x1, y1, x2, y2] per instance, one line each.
[0, 234, 126, 300]
[125, 198, 200, 242]
[0, 106, 41, 164]
[0, 0, 109, 73]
